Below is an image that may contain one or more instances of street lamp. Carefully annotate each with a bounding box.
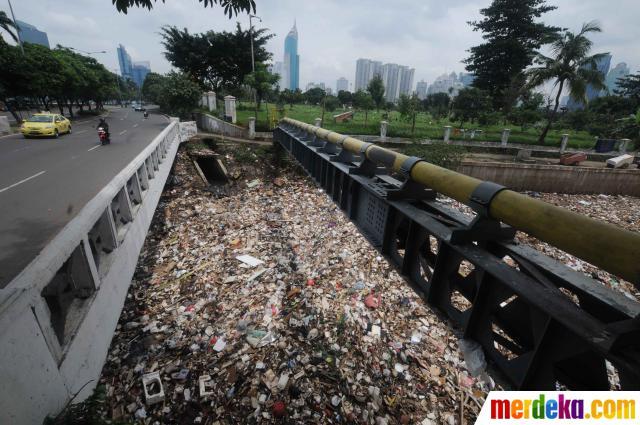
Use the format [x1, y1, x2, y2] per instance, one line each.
[7, 0, 24, 54]
[248, 14, 261, 73]
[248, 14, 261, 119]
[69, 47, 107, 55]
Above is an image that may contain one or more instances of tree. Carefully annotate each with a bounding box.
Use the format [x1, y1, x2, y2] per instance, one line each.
[0, 42, 28, 122]
[508, 92, 544, 130]
[353, 90, 374, 126]
[398, 94, 421, 137]
[464, 0, 561, 110]
[452, 88, 491, 125]
[0, 42, 118, 121]
[614, 72, 640, 107]
[155, 72, 201, 118]
[527, 22, 607, 144]
[244, 63, 279, 108]
[142, 72, 166, 104]
[422, 93, 450, 119]
[160, 24, 273, 91]
[582, 95, 638, 138]
[324, 96, 340, 112]
[337, 90, 352, 106]
[113, 0, 255, 17]
[0, 11, 18, 43]
[367, 75, 385, 111]
[304, 87, 325, 105]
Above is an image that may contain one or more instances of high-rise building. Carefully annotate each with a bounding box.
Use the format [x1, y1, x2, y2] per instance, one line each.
[16, 20, 49, 48]
[567, 54, 612, 110]
[382, 63, 400, 102]
[336, 77, 349, 93]
[354, 59, 370, 91]
[305, 82, 325, 91]
[283, 22, 300, 90]
[117, 44, 133, 79]
[355, 59, 414, 102]
[605, 62, 630, 94]
[459, 73, 476, 87]
[416, 80, 428, 100]
[117, 44, 151, 87]
[398, 66, 414, 98]
[354, 59, 383, 91]
[270, 61, 285, 87]
[132, 61, 151, 88]
[427, 72, 464, 97]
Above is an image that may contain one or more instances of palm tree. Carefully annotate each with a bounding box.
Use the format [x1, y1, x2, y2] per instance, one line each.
[0, 11, 19, 43]
[527, 21, 607, 144]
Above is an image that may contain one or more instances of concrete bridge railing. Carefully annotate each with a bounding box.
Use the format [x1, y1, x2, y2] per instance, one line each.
[0, 118, 195, 425]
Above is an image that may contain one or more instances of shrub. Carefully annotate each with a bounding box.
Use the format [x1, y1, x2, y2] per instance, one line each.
[403, 143, 466, 170]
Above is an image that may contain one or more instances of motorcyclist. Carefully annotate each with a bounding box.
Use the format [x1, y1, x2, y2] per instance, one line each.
[96, 118, 109, 138]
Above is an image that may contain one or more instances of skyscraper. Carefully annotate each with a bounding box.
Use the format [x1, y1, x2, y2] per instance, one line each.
[427, 72, 464, 97]
[117, 44, 133, 79]
[459, 73, 476, 87]
[336, 77, 349, 93]
[354, 59, 382, 91]
[355, 59, 414, 102]
[382, 63, 401, 102]
[16, 20, 49, 48]
[567, 54, 612, 110]
[283, 22, 300, 90]
[416, 80, 428, 100]
[398, 66, 414, 98]
[605, 62, 630, 94]
[132, 61, 151, 87]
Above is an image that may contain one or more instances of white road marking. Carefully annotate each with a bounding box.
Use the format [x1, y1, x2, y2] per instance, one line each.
[87, 145, 101, 152]
[119, 130, 127, 135]
[11, 146, 30, 153]
[71, 155, 79, 159]
[0, 171, 46, 194]
[132, 124, 138, 128]
[76, 130, 88, 134]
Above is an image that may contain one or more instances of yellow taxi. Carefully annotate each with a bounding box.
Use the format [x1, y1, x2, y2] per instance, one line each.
[20, 113, 72, 138]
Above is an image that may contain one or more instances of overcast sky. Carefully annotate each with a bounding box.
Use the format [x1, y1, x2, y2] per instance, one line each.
[3, 0, 639, 94]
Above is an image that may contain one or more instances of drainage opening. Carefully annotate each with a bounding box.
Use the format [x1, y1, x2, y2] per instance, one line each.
[193, 155, 229, 197]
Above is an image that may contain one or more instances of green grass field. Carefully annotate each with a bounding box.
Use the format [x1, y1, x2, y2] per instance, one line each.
[231, 103, 596, 149]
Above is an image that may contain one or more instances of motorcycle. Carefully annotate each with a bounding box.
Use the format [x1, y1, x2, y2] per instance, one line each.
[143, 110, 149, 119]
[98, 127, 110, 145]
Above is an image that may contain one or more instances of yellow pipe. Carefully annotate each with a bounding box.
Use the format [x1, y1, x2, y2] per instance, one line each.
[282, 117, 640, 285]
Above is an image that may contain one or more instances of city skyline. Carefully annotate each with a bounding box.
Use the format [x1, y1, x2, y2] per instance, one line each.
[2, 0, 639, 97]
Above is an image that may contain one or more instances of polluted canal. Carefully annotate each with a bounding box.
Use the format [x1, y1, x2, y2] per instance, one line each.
[98, 139, 493, 424]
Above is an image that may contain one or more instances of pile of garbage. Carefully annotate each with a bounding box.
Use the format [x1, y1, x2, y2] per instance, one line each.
[100, 144, 490, 424]
[100, 140, 639, 423]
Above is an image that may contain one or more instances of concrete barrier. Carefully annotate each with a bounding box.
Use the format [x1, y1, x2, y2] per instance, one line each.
[457, 160, 640, 196]
[0, 119, 189, 425]
[0, 116, 10, 135]
[196, 112, 247, 138]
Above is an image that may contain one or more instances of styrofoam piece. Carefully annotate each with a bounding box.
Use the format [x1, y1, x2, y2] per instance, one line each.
[142, 371, 164, 405]
[606, 154, 634, 169]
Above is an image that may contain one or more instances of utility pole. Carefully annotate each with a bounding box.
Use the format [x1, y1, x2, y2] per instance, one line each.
[7, 0, 23, 54]
[249, 14, 261, 120]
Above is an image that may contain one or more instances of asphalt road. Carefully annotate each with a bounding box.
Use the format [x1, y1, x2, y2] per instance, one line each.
[0, 107, 171, 287]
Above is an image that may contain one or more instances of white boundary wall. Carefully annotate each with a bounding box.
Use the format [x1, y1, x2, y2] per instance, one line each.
[0, 119, 193, 425]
